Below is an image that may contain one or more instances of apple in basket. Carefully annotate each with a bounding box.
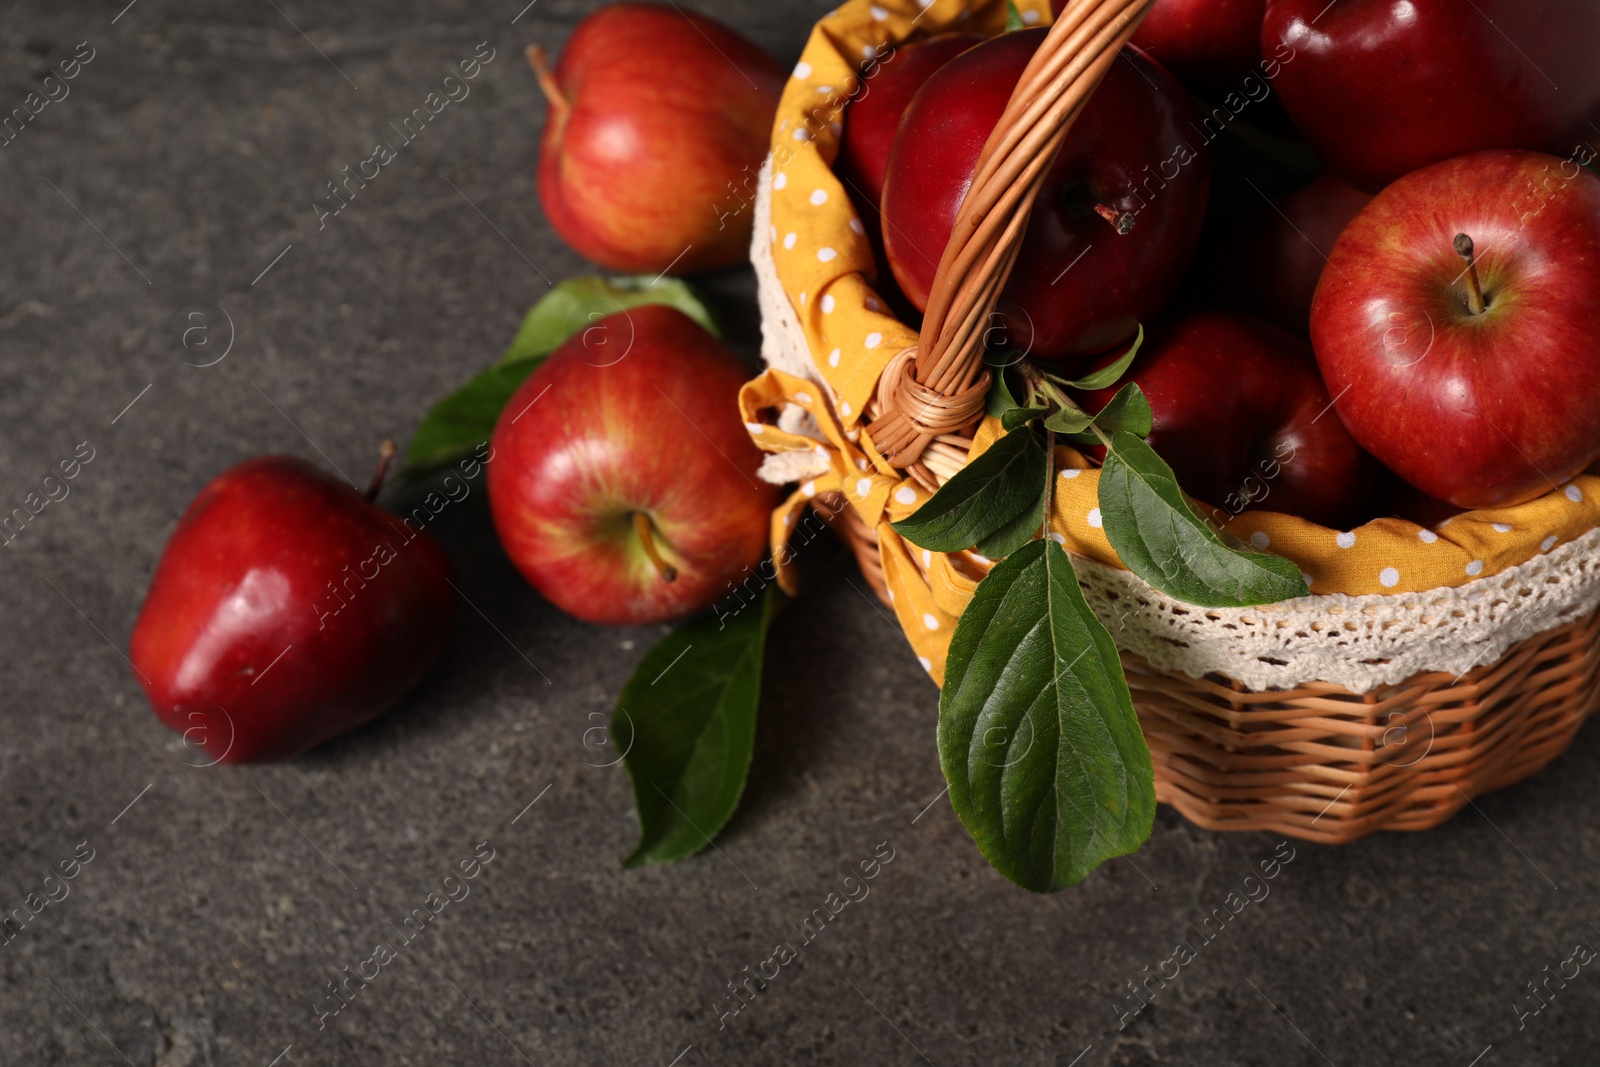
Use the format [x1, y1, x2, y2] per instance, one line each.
[130, 445, 457, 763]
[1262, 0, 1600, 191]
[1188, 173, 1371, 337]
[1068, 0, 1268, 100]
[835, 33, 983, 242]
[1311, 150, 1600, 510]
[488, 304, 778, 625]
[1371, 466, 1464, 530]
[1080, 310, 1372, 527]
[881, 28, 1210, 368]
[526, 2, 786, 275]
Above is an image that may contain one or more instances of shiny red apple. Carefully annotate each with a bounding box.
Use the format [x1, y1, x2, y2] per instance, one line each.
[1082, 310, 1371, 527]
[837, 33, 982, 218]
[1192, 173, 1371, 336]
[882, 29, 1210, 366]
[488, 304, 778, 625]
[130, 445, 456, 763]
[1263, 0, 1600, 191]
[529, 2, 785, 274]
[1075, 0, 1266, 100]
[1311, 149, 1600, 509]
[838, 31, 981, 296]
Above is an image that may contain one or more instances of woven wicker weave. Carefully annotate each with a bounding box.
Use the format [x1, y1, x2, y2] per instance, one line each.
[824, 493, 1600, 842]
[1128, 609, 1600, 842]
[768, 0, 1600, 844]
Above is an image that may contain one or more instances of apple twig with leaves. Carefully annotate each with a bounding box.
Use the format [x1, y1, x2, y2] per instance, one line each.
[891, 335, 1308, 891]
[405, 275, 780, 871]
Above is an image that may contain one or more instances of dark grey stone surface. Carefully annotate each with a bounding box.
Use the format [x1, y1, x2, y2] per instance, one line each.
[2, 2, 1597, 1064]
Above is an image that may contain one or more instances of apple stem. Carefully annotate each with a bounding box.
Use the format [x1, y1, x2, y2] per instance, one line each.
[632, 512, 678, 583]
[365, 440, 398, 503]
[1454, 233, 1488, 315]
[525, 45, 570, 115]
[1094, 203, 1136, 235]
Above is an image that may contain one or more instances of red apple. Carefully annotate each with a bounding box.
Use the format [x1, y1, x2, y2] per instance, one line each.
[837, 32, 982, 299]
[528, 2, 785, 275]
[1192, 173, 1372, 336]
[882, 29, 1210, 366]
[488, 304, 778, 625]
[1369, 466, 1465, 529]
[837, 33, 982, 218]
[130, 445, 456, 763]
[1068, 0, 1267, 100]
[1263, 0, 1600, 191]
[1081, 310, 1372, 527]
[1311, 150, 1600, 509]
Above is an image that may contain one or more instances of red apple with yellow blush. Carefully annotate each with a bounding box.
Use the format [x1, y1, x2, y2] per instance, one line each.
[1311, 150, 1600, 508]
[488, 305, 778, 625]
[529, 2, 785, 274]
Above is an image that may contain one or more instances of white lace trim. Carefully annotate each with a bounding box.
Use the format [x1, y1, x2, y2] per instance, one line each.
[1071, 530, 1600, 692]
[757, 160, 824, 390]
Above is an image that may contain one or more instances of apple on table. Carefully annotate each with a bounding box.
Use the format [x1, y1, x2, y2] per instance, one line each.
[529, 1, 786, 275]
[488, 304, 779, 626]
[131, 444, 457, 763]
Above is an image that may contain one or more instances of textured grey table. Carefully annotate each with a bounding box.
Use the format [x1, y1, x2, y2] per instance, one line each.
[2, 2, 1597, 1064]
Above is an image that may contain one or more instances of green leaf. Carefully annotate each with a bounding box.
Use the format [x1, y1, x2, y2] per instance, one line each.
[1050, 382, 1153, 442]
[939, 539, 1155, 893]
[984, 362, 1025, 419]
[890, 425, 1046, 552]
[974, 485, 1045, 559]
[497, 274, 718, 368]
[1041, 382, 1152, 444]
[402, 275, 718, 477]
[1087, 383, 1153, 438]
[1043, 406, 1096, 435]
[1005, 0, 1026, 31]
[1001, 406, 1048, 431]
[404, 361, 539, 476]
[1097, 431, 1308, 607]
[1059, 323, 1144, 391]
[619, 587, 775, 867]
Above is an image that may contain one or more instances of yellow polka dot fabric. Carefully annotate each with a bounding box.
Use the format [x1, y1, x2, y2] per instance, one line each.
[738, 0, 1600, 685]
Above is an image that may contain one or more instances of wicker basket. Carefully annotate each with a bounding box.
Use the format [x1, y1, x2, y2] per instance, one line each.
[819, 493, 1600, 842]
[746, 0, 1600, 844]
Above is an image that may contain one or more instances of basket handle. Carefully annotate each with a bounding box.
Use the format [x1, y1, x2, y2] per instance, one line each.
[865, 0, 1157, 476]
